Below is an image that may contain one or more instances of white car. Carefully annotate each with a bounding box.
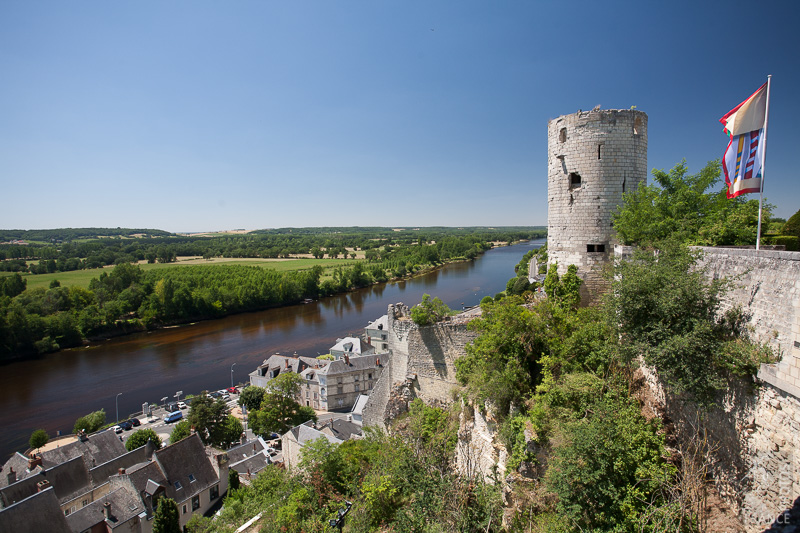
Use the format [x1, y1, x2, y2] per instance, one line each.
[178, 401, 187, 410]
[113, 425, 122, 434]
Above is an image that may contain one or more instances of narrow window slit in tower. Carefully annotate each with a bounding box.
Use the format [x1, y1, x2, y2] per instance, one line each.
[622, 177, 626, 193]
[559, 128, 566, 143]
[569, 172, 581, 190]
[598, 144, 602, 160]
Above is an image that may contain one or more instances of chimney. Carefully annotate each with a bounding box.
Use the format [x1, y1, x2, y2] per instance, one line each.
[7, 467, 15, 485]
[376, 357, 380, 366]
[37, 479, 51, 492]
[28, 453, 42, 470]
[103, 502, 112, 520]
[344, 353, 350, 366]
[118, 467, 126, 475]
[79, 429, 88, 442]
[285, 359, 289, 369]
[253, 443, 257, 453]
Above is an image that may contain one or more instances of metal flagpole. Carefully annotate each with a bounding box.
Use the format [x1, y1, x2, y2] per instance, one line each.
[756, 75, 772, 251]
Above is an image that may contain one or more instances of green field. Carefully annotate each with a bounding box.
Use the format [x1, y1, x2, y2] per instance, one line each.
[1, 257, 362, 291]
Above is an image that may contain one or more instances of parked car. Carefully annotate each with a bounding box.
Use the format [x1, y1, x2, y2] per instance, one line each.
[209, 391, 221, 399]
[163, 411, 183, 423]
[130, 417, 140, 427]
[178, 401, 187, 410]
[113, 425, 122, 434]
[119, 420, 133, 431]
[220, 392, 231, 401]
[227, 386, 239, 394]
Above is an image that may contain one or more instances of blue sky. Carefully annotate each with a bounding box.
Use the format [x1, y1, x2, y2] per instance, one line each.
[1, 1, 798, 232]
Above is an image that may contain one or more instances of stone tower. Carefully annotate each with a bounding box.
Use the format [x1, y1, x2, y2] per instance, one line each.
[547, 108, 647, 299]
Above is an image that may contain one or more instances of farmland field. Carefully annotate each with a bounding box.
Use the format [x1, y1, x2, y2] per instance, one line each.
[1, 257, 362, 291]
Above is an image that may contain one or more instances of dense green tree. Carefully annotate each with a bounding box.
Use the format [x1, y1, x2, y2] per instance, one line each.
[73, 409, 106, 434]
[152, 497, 180, 533]
[613, 159, 772, 247]
[125, 428, 162, 451]
[169, 420, 191, 444]
[237, 386, 265, 411]
[410, 293, 451, 326]
[784, 208, 800, 238]
[188, 392, 230, 447]
[29, 429, 49, 452]
[249, 373, 317, 436]
[228, 467, 241, 492]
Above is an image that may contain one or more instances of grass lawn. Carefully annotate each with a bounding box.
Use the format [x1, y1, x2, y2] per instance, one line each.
[2, 257, 364, 291]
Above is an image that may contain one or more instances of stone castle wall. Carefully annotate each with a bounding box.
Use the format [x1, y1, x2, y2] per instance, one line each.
[640, 248, 800, 530]
[362, 303, 479, 428]
[547, 108, 648, 298]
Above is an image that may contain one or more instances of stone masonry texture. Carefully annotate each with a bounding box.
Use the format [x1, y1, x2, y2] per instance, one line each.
[547, 108, 647, 299]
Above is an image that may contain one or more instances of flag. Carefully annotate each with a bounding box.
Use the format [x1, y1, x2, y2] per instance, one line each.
[720, 83, 768, 198]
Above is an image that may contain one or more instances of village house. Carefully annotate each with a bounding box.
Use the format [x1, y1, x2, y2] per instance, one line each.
[329, 336, 375, 360]
[364, 314, 389, 352]
[315, 353, 384, 411]
[0, 431, 230, 533]
[248, 354, 324, 389]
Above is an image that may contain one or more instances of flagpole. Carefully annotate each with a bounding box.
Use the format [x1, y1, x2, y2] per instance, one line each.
[756, 74, 771, 251]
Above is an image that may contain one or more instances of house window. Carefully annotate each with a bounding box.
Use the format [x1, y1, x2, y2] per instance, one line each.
[569, 172, 581, 190]
[368, 373, 372, 380]
[587, 244, 606, 253]
[210, 484, 219, 501]
[355, 384, 360, 392]
[174, 481, 183, 490]
[313, 392, 317, 399]
[188, 474, 196, 483]
[383, 343, 387, 350]
[354, 375, 359, 381]
[82, 499, 89, 507]
[381, 334, 387, 340]
[337, 386, 343, 394]
[368, 382, 372, 390]
[306, 391, 309, 398]
[337, 377, 342, 384]
[183, 504, 187, 514]
[559, 128, 567, 143]
[192, 495, 200, 511]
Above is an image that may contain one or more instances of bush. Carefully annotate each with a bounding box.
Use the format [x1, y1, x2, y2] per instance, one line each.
[764, 235, 799, 251]
[73, 409, 106, 434]
[410, 294, 451, 326]
[29, 429, 49, 451]
[783, 208, 800, 238]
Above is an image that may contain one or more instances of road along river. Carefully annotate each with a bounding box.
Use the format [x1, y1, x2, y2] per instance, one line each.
[0, 240, 543, 460]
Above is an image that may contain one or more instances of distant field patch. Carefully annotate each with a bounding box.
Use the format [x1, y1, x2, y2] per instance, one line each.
[3, 256, 363, 290]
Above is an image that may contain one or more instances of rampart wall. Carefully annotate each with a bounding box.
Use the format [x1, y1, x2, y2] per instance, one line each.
[644, 247, 800, 530]
[362, 303, 479, 429]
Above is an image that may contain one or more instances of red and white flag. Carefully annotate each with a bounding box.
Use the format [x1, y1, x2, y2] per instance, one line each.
[720, 83, 768, 198]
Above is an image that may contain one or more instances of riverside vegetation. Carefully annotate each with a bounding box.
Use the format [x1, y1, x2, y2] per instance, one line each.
[0, 227, 543, 359]
[183, 161, 780, 532]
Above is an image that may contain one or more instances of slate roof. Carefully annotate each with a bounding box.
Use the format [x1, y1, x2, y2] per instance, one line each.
[65, 484, 142, 532]
[0, 487, 72, 533]
[319, 419, 362, 441]
[41, 430, 126, 471]
[289, 423, 342, 446]
[89, 441, 154, 485]
[318, 353, 384, 376]
[0, 470, 45, 507]
[258, 354, 324, 376]
[226, 438, 266, 465]
[366, 314, 388, 331]
[153, 433, 219, 502]
[0, 452, 38, 489]
[330, 337, 375, 356]
[231, 454, 270, 477]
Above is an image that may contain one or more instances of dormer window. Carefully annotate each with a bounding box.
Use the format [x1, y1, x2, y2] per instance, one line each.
[188, 474, 196, 483]
[174, 481, 183, 490]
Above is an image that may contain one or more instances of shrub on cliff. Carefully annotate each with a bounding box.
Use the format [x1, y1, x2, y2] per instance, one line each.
[410, 294, 451, 326]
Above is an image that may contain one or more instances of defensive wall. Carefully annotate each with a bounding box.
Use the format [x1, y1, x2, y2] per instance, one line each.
[641, 247, 800, 530]
[362, 303, 479, 429]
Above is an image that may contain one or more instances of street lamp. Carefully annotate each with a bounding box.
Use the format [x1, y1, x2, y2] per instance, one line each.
[231, 362, 236, 388]
[115, 392, 123, 423]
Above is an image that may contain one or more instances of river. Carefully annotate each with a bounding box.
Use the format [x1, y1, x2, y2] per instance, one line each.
[0, 240, 542, 460]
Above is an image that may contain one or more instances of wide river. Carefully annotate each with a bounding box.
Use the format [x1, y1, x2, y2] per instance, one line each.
[0, 240, 542, 460]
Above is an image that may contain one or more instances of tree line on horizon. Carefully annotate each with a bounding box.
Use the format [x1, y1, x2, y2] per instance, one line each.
[0, 230, 542, 360]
